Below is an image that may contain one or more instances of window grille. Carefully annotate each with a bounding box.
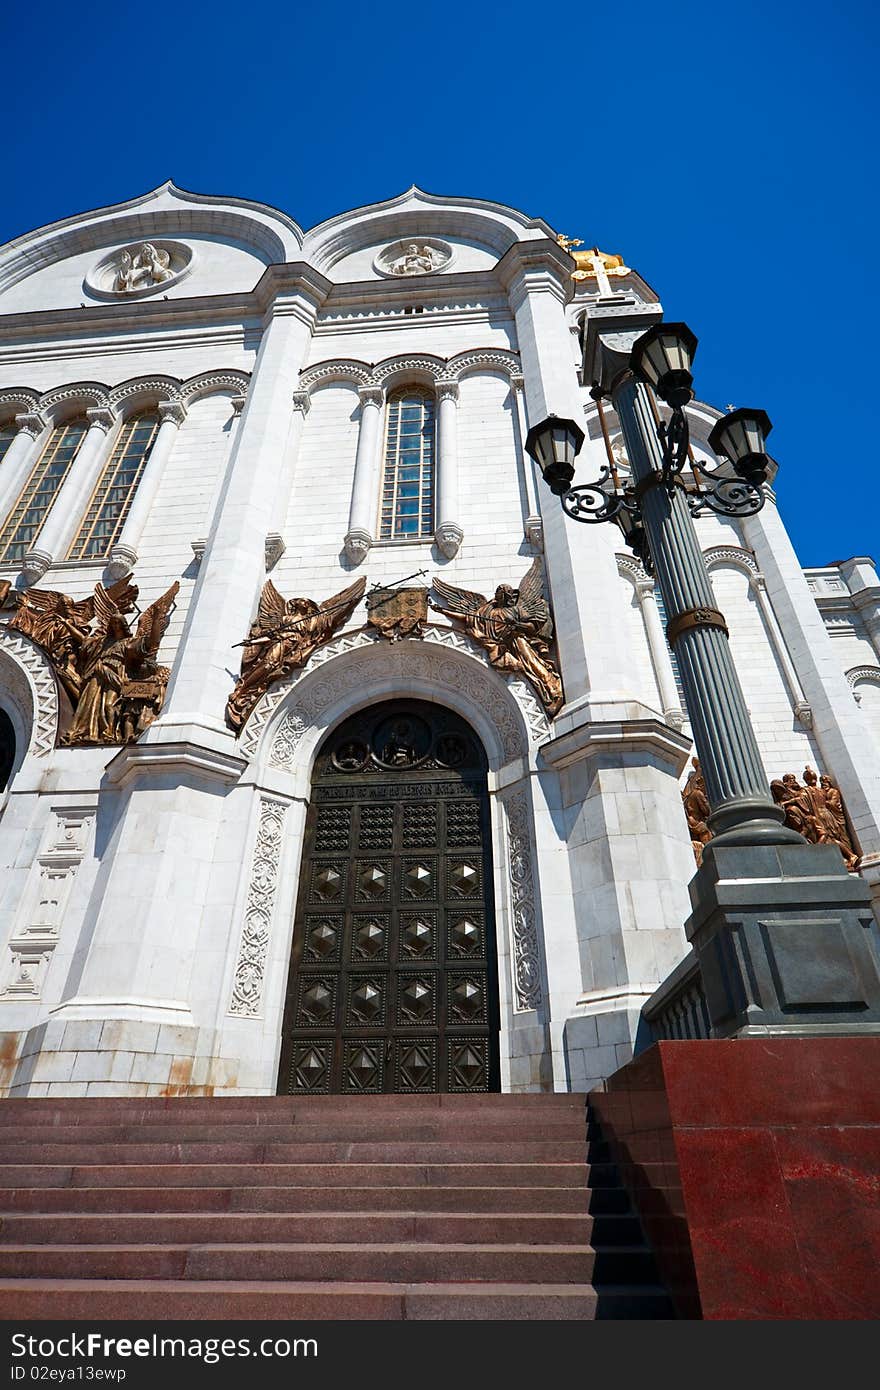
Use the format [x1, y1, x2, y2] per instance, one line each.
[0, 417, 88, 564]
[379, 388, 435, 540]
[67, 412, 159, 561]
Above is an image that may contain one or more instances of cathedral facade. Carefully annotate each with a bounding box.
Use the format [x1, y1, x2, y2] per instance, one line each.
[0, 184, 878, 1100]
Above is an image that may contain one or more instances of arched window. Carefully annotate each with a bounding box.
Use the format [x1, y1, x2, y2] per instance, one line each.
[0, 416, 88, 565]
[0, 420, 17, 468]
[379, 387, 435, 540]
[67, 410, 159, 560]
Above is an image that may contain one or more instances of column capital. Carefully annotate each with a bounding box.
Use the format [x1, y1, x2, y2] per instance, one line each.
[509, 372, 525, 394]
[434, 522, 463, 559]
[84, 406, 116, 433]
[496, 239, 575, 309]
[436, 380, 460, 404]
[157, 400, 187, 427]
[344, 528, 372, 565]
[291, 389, 311, 415]
[357, 385, 385, 409]
[14, 411, 46, 438]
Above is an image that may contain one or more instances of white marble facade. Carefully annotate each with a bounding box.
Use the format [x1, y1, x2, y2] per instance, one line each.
[1, 182, 879, 1098]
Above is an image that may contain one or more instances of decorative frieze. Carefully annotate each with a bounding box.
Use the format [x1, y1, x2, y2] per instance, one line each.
[0, 807, 94, 1000]
[503, 790, 543, 1011]
[228, 798, 289, 1017]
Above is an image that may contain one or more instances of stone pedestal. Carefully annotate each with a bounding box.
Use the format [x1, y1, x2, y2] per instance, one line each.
[686, 841, 880, 1036]
[590, 1037, 880, 1319]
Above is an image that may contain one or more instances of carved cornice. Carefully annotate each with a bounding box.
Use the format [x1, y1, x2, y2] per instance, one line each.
[702, 544, 760, 576]
[299, 359, 373, 391]
[109, 376, 180, 410]
[847, 664, 880, 689]
[446, 348, 521, 383]
[239, 624, 547, 764]
[180, 369, 251, 405]
[0, 389, 40, 419]
[40, 382, 109, 414]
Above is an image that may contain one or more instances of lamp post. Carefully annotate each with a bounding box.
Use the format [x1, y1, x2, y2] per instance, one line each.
[526, 319, 880, 1038]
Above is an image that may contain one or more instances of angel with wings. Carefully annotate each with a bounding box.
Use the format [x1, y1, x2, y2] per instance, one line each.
[431, 558, 563, 716]
[60, 581, 179, 746]
[226, 576, 366, 733]
[9, 577, 138, 709]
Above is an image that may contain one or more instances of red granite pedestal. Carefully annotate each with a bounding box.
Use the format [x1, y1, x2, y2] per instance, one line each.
[589, 1038, 880, 1320]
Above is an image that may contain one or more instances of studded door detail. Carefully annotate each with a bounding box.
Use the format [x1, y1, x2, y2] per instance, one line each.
[278, 700, 499, 1094]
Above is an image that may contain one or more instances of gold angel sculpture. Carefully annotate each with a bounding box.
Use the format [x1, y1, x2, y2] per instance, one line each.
[10, 577, 177, 745]
[9, 578, 139, 711]
[431, 559, 563, 716]
[226, 575, 366, 733]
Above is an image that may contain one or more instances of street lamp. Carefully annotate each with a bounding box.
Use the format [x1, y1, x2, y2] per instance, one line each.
[525, 315, 880, 1037]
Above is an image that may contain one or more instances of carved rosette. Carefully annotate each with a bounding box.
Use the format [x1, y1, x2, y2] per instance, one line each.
[229, 798, 289, 1017]
[504, 790, 543, 1011]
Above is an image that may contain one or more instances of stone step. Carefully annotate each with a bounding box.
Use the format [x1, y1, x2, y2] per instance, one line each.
[0, 1278, 670, 1321]
[0, 1161, 595, 1190]
[0, 1212, 593, 1246]
[0, 1243, 597, 1283]
[0, 1095, 586, 1122]
[0, 1120, 587, 1145]
[0, 1184, 592, 1215]
[0, 1140, 588, 1166]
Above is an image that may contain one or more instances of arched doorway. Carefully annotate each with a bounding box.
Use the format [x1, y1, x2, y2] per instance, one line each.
[278, 699, 500, 1094]
[0, 708, 14, 793]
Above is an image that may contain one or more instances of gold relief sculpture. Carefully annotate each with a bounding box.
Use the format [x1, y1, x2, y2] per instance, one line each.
[0, 579, 15, 609]
[366, 586, 428, 642]
[431, 558, 563, 716]
[9, 577, 178, 746]
[686, 760, 861, 872]
[771, 766, 861, 872]
[226, 575, 366, 734]
[682, 758, 712, 867]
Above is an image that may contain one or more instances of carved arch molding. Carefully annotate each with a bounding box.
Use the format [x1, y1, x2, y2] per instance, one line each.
[0, 626, 59, 759]
[239, 626, 549, 766]
[0, 371, 252, 422]
[232, 630, 547, 1015]
[298, 348, 523, 399]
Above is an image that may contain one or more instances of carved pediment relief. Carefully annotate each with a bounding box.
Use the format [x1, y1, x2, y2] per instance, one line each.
[86, 241, 193, 300]
[374, 238, 453, 278]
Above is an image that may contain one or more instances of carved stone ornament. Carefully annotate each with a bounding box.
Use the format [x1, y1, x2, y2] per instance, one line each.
[770, 767, 861, 872]
[374, 238, 453, 278]
[227, 576, 366, 734]
[366, 587, 428, 642]
[503, 789, 543, 1010]
[431, 558, 563, 717]
[228, 797, 288, 1017]
[9, 577, 179, 747]
[86, 241, 193, 300]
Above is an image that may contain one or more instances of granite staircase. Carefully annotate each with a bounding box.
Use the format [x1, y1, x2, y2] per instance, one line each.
[0, 1094, 673, 1320]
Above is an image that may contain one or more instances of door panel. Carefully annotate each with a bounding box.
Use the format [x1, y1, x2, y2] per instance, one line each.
[277, 700, 499, 1094]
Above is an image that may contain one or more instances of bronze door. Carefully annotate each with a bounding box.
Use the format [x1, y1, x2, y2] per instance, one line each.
[278, 700, 500, 1094]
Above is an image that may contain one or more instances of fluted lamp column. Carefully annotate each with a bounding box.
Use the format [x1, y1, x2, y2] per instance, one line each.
[106, 400, 188, 580]
[22, 406, 116, 583]
[528, 315, 880, 1038]
[344, 385, 384, 564]
[434, 380, 463, 559]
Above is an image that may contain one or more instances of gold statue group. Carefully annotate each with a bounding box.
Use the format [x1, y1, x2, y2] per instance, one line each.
[0, 557, 563, 747]
[0, 559, 862, 875]
[683, 759, 860, 873]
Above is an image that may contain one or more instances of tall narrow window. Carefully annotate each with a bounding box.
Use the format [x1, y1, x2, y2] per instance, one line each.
[654, 585, 687, 709]
[0, 417, 88, 565]
[379, 388, 435, 539]
[0, 421, 17, 468]
[67, 411, 159, 561]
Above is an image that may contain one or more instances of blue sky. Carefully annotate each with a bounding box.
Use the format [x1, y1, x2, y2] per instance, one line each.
[3, 0, 876, 565]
